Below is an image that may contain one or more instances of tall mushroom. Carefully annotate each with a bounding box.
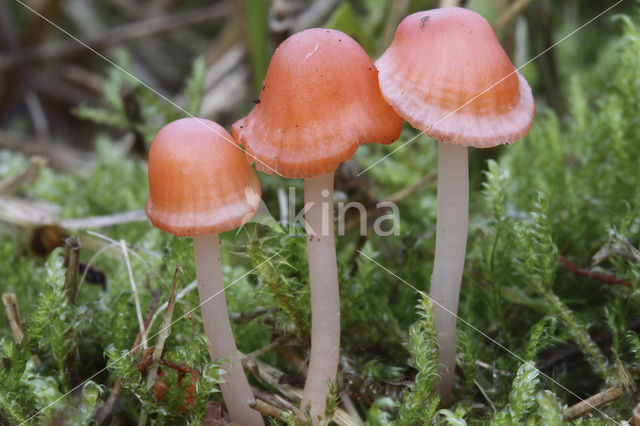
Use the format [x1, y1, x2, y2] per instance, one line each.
[146, 118, 264, 425]
[376, 8, 534, 403]
[232, 28, 402, 422]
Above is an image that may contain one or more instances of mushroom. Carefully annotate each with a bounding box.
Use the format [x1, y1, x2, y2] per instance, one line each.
[146, 118, 264, 425]
[375, 8, 534, 403]
[232, 28, 402, 421]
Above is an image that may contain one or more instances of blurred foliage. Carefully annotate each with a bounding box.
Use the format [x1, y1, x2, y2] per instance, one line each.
[1, 1, 640, 425]
[73, 50, 206, 149]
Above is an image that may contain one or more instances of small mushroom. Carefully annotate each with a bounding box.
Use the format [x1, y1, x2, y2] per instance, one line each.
[146, 118, 264, 426]
[232, 28, 402, 421]
[376, 7, 534, 403]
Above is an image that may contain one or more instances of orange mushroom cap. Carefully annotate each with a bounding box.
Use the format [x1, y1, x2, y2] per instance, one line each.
[376, 8, 534, 148]
[145, 118, 261, 237]
[232, 28, 403, 179]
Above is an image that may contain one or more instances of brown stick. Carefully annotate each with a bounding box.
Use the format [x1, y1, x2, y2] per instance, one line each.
[63, 236, 81, 304]
[562, 384, 624, 421]
[618, 360, 639, 403]
[276, 346, 308, 377]
[62, 236, 83, 389]
[493, 0, 535, 32]
[386, 171, 437, 204]
[2, 293, 26, 344]
[2, 293, 42, 366]
[381, 0, 410, 47]
[558, 255, 632, 288]
[0, 130, 94, 171]
[138, 266, 181, 426]
[0, 156, 47, 195]
[439, 0, 461, 7]
[0, 3, 228, 71]
[248, 399, 291, 422]
[132, 290, 162, 356]
[145, 265, 181, 390]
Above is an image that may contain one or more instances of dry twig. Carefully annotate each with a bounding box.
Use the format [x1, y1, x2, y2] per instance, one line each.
[241, 338, 284, 363]
[147, 280, 197, 333]
[62, 236, 81, 304]
[474, 379, 496, 412]
[2, 293, 26, 344]
[381, 0, 410, 47]
[0, 130, 94, 171]
[120, 239, 148, 351]
[0, 3, 228, 71]
[277, 345, 308, 377]
[618, 360, 639, 403]
[249, 399, 289, 422]
[0, 156, 47, 195]
[244, 356, 357, 426]
[493, 0, 535, 32]
[563, 384, 623, 421]
[2, 293, 42, 366]
[558, 255, 631, 288]
[60, 210, 147, 230]
[475, 359, 511, 376]
[145, 265, 182, 391]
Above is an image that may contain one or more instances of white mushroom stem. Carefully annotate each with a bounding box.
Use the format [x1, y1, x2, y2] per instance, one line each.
[430, 142, 469, 405]
[193, 234, 264, 426]
[301, 172, 340, 423]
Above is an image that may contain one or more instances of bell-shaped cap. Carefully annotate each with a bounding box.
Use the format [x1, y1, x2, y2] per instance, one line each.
[376, 7, 534, 148]
[232, 28, 403, 179]
[145, 118, 262, 237]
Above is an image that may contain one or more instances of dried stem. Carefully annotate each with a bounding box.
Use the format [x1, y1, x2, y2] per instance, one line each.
[120, 239, 148, 351]
[147, 280, 197, 332]
[563, 384, 623, 421]
[63, 236, 81, 304]
[2, 293, 25, 344]
[493, 0, 534, 32]
[0, 3, 228, 71]
[277, 345, 308, 377]
[558, 255, 631, 288]
[140, 264, 182, 426]
[0, 155, 47, 195]
[241, 338, 284, 363]
[439, 0, 461, 7]
[249, 399, 290, 422]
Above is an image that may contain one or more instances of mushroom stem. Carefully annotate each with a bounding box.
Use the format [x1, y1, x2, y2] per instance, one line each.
[193, 234, 264, 426]
[301, 172, 340, 422]
[430, 142, 468, 404]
